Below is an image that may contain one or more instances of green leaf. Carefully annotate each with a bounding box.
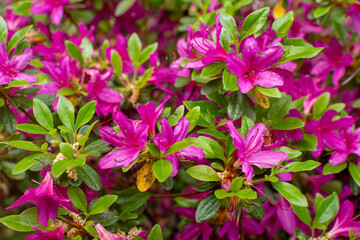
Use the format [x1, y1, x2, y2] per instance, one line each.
[2, 141, 42, 152]
[255, 86, 281, 98]
[147, 224, 163, 240]
[313, 5, 331, 18]
[16, 124, 48, 134]
[57, 96, 75, 131]
[198, 136, 226, 161]
[278, 160, 320, 174]
[323, 162, 347, 175]
[239, 7, 270, 41]
[272, 11, 294, 36]
[7, 25, 32, 53]
[68, 186, 88, 213]
[139, 43, 158, 65]
[314, 192, 339, 225]
[219, 13, 238, 42]
[313, 92, 330, 119]
[56, 88, 75, 97]
[80, 37, 93, 60]
[273, 181, 308, 207]
[166, 139, 193, 155]
[60, 142, 74, 160]
[127, 33, 142, 63]
[0, 215, 36, 232]
[222, 68, 239, 91]
[136, 67, 154, 89]
[186, 165, 220, 182]
[65, 40, 84, 65]
[292, 133, 318, 152]
[228, 91, 256, 121]
[75, 101, 96, 131]
[235, 189, 257, 199]
[268, 95, 292, 123]
[12, 153, 43, 175]
[0, 16, 7, 44]
[89, 195, 118, 215]
[240, 116, 255, 137]
[280, 46, 323, 64]
[195, 192, 221, 222]
[274, 146, 301, 159]
[230, 177, 243, 192]
[185, 106, 200, 132]
[201, 62, 225, 78]
[78, 164, 102, 191]
[152, 160, 172, 182]
[349, 163, 360, 187]
[184, 100, 224, 127]
[115, 0, 136, 17]
[292, 205, 311, 226]
[1, 105, 17, 134]
[215, 189, 234, 199]
[167, 105, 184, 126]
[111, 50, 123, 78]
[272, 117, 304, 130]
[242, 199, 264, 219]
[33, 98, 53, 130]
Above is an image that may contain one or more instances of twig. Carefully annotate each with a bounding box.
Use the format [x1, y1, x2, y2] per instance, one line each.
[151, 191, 199, 198]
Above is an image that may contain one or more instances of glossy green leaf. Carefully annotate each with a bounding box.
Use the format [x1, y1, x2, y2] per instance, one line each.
[186, 165, 220, 182]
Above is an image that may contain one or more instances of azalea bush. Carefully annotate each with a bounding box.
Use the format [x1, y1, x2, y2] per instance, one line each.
[0, 0, 360, 239]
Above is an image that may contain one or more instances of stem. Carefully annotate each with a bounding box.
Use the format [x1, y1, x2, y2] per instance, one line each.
[151, 191, 199, 198]
[19, 107, 37, 123]
[342, 66, 360, 86]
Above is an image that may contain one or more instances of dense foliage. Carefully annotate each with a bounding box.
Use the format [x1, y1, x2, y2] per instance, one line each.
[0, 0, 360, 239]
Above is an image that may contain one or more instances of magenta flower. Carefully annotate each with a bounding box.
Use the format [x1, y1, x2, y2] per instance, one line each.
[349, 4, 360, 37]
[6, 172, 76, 227]
[226, 121, 288, 181]
[310, 38, 353, 86]
[26, 223, 66, 240]
[95, 223, 121, 240]
[87, 68, 122, 117]
[174, 207, 213, 240]
[136, 96, 170, 137]
[226, 36, 284, 94]
[99, 111, 149, 169]
[30, 0, 71, 25]
[305, 110, 355, 158]
[186, 14, 227, 69]
[154, 117, 205, 177]
[34, 30, 66, 61]
[327, 200, 360, 238]
[328, 127, 360, 166]
[0, 42, 37, 85]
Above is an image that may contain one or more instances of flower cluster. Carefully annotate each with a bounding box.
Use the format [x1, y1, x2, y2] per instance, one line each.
[0, 0, 360, 240]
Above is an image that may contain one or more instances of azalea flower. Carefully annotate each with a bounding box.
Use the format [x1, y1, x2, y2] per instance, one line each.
[87, 68, 122, 117]
[30, 0, 71, 25]
[154, 117, 205, 177]
[326, 200, 360, 238]
[99, 111, 149, 169]
[328, 127, 360, 166]
[226, 120, 288, 181]
[305, 109, 355, 158]
[95, 223, 121, 240]
[6, 172, 76, 227]
[349, 4, 360, 37]
[310, 38, 353, 86]
[26, 223, 66, 240]
[136, 95, 171, 137]
[0, 42, 37, 85]
[185, 14, 227, 69]
[226, 36, 284, 94]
